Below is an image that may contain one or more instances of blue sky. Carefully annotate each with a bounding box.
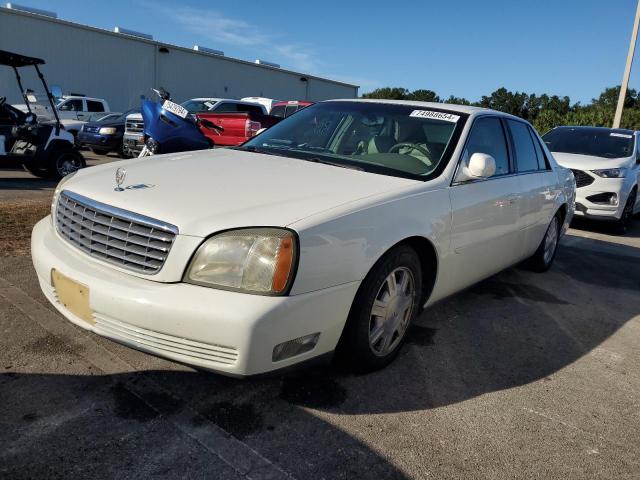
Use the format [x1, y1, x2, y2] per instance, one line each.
[16, 0, 640, 103]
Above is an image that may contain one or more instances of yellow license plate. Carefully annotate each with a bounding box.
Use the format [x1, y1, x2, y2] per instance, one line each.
[51, 269, 94, 325]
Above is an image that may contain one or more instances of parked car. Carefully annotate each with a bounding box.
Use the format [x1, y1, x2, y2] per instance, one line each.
[123, 111, 144, 157]
[15, 94, 111, 140]
[196, 107, 280, 146]
[543, 126, 640, 233]
[241, 96, 279, 113]
[270, 100, 314, 118]
[77, 109, 138, 157]
[32, 100, 574, 376]
[0, 49, 84, 179]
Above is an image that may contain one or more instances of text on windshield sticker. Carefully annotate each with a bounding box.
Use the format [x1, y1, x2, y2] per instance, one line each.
[410, 110, 460, 123]
[610, 132, 632, 138]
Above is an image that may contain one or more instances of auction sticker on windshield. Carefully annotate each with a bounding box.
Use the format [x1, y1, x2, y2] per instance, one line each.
[409, 110, 460, 123]
[610, 132, 633, 138]
[163, 100, 189, 119]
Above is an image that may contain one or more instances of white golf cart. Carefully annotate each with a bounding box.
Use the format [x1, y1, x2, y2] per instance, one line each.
[0, 49, 85, 179]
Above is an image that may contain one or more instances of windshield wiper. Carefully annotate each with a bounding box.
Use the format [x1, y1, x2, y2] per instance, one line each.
[304, 157, 363, 171]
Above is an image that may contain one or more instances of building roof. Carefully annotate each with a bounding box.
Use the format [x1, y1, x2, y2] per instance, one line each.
[0, 6, 358, 89]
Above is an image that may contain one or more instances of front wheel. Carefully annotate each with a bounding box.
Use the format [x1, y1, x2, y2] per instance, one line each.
[525, 213, 561, 272]
[337, 245, 422, 372]
[616, 189, 636, 235]
[48, 148, 86, 180]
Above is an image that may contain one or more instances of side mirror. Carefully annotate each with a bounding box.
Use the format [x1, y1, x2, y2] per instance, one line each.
[50, 86, 63, 99]
[467, 152, 496, 178]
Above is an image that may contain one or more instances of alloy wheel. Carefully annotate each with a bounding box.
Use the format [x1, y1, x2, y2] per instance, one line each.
[368, 267, 415, 357]
[543, 217, 559, 265]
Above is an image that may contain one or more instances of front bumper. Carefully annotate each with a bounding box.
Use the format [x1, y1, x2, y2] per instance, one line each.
[123, 134, 144, 154]
[31, 218, 359, 376]
[574, 177, 627, 221]
[77, 132, 122, 150]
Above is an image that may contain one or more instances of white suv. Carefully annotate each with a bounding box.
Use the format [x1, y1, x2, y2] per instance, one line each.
[543, 126, 640, 233]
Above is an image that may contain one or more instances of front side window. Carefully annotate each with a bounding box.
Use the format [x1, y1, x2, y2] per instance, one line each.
[58, 99, 83, 111]
[242, 101, 466, 180]
[181, 100, 216, 113]
[542, 127, 635, 159]
[462, 117, 510, 176]
[508, 120, 538, 172]
[213, 102, 239, 113]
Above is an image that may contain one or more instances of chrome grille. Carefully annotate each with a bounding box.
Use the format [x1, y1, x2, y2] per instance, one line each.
[56, 191, 177, 274]
[571, 169, 594, 188]
[125, 120, 144, 134]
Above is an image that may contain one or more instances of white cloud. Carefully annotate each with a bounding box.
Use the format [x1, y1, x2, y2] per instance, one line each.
[164, 6, 319, 72]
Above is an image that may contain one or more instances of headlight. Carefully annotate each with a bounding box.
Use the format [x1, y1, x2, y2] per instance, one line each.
[185, 228, 297, 295]
[99, 127, 117, 135]
[50, 171, 77, 221]
[146, 137, 159, 153]
[591, 168, 627, 178]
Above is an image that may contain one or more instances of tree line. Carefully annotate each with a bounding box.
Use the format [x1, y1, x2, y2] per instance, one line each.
[361, 86, 640, 133]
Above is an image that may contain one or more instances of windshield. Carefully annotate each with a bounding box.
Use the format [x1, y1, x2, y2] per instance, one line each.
[102, 109, 138, 123]
[241, 101, 466, 179]
[181, 99, 217, 113]
[543, 127, 635, 159]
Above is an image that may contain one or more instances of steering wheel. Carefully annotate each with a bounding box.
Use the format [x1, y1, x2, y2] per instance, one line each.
[388, 142, 433, 166]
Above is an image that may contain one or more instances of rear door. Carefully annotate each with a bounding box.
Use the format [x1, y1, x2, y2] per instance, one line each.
[448, 116, 522, 289]
[506, 119, 557, 256]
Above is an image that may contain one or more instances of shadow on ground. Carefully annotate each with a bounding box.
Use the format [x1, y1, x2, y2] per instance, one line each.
[1, 235, 639, 479]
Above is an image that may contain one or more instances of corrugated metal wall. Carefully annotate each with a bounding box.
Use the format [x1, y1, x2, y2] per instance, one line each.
[0, 8, 358, 112]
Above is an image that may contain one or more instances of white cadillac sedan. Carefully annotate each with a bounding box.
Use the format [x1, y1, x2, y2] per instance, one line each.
[542, 126, 640, 233]
[31, 100, 575, 376]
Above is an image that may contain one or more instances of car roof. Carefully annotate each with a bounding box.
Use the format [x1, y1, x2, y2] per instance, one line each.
[273, 100, 314, 107]
[326, 99, 523, 120]
[548, 125, 637, 135]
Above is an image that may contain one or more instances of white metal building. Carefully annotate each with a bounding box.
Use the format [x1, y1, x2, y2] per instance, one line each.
[0, 6, 358, 112]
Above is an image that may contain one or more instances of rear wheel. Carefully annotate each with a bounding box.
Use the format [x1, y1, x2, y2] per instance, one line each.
[525, 213, 561, 272]
[616, 189, 636, 235]
[338, 245, 422, 372]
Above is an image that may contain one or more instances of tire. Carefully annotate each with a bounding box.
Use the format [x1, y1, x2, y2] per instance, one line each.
[47, 148, 86, 180]
[337, 245, 422, 372]
[90, 147, 111, 155]
[615, 189, 636, 235]
[525, 213, 561, 272]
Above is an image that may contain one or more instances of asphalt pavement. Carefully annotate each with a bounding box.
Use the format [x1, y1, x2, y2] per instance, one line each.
[1, 158, 639, 479]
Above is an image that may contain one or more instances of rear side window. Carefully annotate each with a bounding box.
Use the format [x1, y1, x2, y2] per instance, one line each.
[508, 120, 538, 172]
[86, 100, 105, 112]
[213, 102, 238, 113]
[270, 105, 286, 118]
[285, 105, 299, 117]
[529, 127, 548, 169]
[464, 117, 510, 176]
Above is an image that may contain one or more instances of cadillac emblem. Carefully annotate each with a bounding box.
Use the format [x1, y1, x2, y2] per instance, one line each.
[115, 167, 126, 191]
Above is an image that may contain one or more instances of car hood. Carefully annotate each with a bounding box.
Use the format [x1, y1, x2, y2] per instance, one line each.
[552, 152, 631, 170]
[83, 120, 124, 128]
[63, 148, 418, 237]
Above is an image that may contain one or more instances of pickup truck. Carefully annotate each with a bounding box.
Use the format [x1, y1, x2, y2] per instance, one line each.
[196, 110, 281, 146]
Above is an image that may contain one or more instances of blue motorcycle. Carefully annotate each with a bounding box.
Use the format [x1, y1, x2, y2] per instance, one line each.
[138, 88, 222, 157]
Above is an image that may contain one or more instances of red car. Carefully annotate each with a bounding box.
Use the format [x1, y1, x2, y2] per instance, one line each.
[269, 100, 314, 118]
[196, 108, 280, 146]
